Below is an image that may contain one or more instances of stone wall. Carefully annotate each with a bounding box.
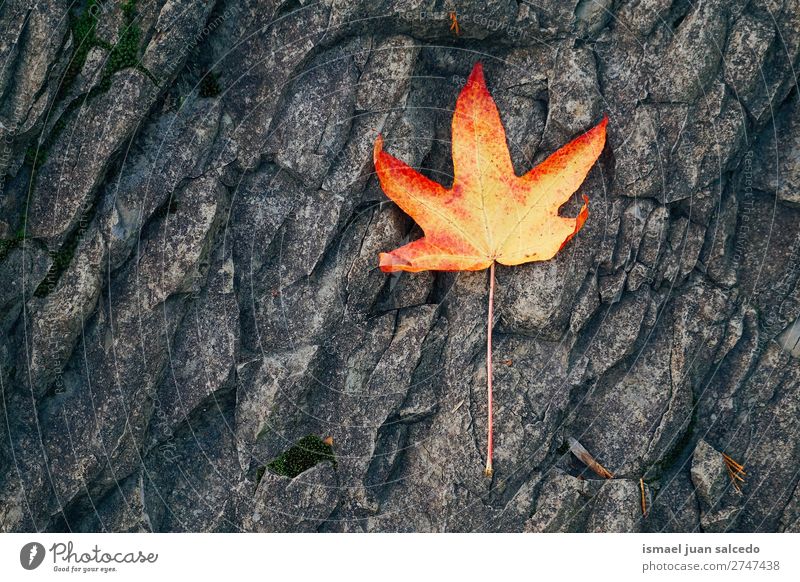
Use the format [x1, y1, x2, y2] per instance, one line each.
[0, 0, 799, 532]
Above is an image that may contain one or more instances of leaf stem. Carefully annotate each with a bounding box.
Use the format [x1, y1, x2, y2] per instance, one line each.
[485, 261, 495, 478]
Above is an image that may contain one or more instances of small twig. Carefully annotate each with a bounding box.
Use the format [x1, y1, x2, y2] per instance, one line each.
[722, 452, 746, 493]
[640, 478, 648, 517]
[722, 452, 746, 472]
[567, 437, 614, 479]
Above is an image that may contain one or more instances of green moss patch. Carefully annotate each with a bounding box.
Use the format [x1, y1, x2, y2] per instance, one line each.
[199, 70, 221, 98]
[264, 434, 336, 479]
[31, 1, 146, 178]
[99, 13, 142, 91]
[59, 0, 142, 98]
[59, 0, 102, 98]
[58, 1, 145, 114]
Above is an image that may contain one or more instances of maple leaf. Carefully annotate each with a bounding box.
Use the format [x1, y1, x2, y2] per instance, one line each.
[373, 62, 607, 476]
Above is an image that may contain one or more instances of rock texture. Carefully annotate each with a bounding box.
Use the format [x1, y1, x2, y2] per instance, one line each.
[1, 0, 799, 532]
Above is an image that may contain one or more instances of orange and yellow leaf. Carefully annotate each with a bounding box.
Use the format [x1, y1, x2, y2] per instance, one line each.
[374, 62, 606, 273]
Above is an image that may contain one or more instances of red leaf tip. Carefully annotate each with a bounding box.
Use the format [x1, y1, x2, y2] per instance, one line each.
[467, 61, 486, 88]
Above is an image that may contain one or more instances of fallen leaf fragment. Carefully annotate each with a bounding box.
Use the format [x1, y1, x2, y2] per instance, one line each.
[567, 436, 614, 479]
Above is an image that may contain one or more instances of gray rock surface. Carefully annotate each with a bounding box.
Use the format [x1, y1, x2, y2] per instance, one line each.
[1, 0, 799, 532]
